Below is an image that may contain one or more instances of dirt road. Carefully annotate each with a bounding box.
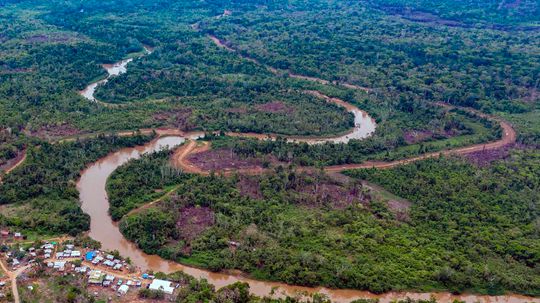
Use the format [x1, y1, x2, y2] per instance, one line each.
[173, 107, 516, 174]
[0, 150, 26, 183]
[0, 259, 32, 303]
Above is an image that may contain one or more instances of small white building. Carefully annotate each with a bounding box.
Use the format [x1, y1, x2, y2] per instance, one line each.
[117, 284, 129, 296]
[149, 279, 175, 295]
[103, 260, 115, 267]
[53, 261, 66, 269]
[41, 244, 54, 250]
[71, 251, 81, 258]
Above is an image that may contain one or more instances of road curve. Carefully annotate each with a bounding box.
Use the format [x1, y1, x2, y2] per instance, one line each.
[173, 106, 516, 174]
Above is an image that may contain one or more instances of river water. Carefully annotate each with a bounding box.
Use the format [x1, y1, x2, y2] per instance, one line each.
[75, 48, 537, 303]
[76, 136, 538, 303]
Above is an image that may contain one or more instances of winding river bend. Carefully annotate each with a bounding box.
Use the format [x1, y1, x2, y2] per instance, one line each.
[79, 46, 152, 102]
[77, 134, 535, 303]
[74, 47, 534, 302]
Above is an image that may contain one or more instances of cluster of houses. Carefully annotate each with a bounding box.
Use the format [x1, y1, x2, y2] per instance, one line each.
[87, 269, 143, 296]
[87, 251, 125, 271]
[0, 230, 24, 240]
[1, 237, 181, 299]
[53, 244, 81, 260]
[7, 241, 58, 269]
[85, 269, 177, 297]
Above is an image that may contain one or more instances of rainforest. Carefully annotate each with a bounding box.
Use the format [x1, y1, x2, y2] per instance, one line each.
[0, 0, 538, 302]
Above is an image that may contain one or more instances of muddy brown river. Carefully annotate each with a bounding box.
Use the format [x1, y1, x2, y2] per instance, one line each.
[75, 46, 537, 303]
[77, 136, 538, 303]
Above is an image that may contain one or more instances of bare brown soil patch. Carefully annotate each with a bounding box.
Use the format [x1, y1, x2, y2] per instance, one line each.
[187, 148, 264, 172]
[237, 175, 263, 199]
[296, 181, 367, 209]
[403, 129, 458, 144]
[27, 123, 82, 140]
[387, 200, 412, 221]
[177, 206, 215, 243]
[0, 150, 26, 173]
[152, 108, 194, 130]
[464, 143, 516, 167]
[254, 101, 295, 114]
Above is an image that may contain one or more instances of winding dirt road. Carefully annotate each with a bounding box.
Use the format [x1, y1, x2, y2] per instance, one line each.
[173, 107, 516, 174]
[0, 150, 26, 183]
[208, 34, 372, 93]
[0, 34, 524, 303]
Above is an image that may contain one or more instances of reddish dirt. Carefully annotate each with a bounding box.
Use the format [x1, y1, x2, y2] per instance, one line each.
[237, 176, 263, 199]
[254, 101, 295, 114]
[296, 181, 367, 209]
[464, 143, 516, 167]
[177, 206, 215, 243]
[27, 123, 82, 139]
[152, 108, 194, 130]
[0, 150, 26, 183]
[403, 130, 434, 144]
[403, 129, 458, 144]
[187, 148, 264, 171]
[387, 200, 412, 221]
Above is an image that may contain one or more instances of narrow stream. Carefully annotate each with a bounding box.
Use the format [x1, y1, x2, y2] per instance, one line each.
[79, 47, 151, 102]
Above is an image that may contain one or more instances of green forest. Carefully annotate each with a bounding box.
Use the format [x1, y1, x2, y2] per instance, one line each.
[0, 0, 539, 300]
[112, 149, 539, 295]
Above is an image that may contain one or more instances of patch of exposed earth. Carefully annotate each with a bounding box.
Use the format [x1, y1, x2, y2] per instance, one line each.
[25, 123, 82, 140]
[296, 180, 368, 209]
[152, 108, 194, 130]
[254, 101, 295, 114]
[187, 148, 268, 172]
[464, 143, 520, 167]
[403, 129, 459, 144]
[176, 206, 215, 254]
[237, 175, 263, 199]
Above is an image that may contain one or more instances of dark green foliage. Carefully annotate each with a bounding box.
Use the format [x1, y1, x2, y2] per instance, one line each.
[0, 134, 153, 235]
[116, 150, 540, 295]
[107, 149, 185, 220]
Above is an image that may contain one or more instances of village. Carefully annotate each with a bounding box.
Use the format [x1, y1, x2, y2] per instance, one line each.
[0, 230, 180, 302]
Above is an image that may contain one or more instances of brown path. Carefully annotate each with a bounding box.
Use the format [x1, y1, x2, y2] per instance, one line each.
[324, 118, 515, 172]
[0, 259, 32, 303]
[173, 108, 516, 175]
[207, 34, 371, 93]
[0, 150, 27, 183]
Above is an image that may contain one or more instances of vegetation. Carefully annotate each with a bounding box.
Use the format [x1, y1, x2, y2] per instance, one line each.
[0, 133, 153, 235]
[209, 106, 499, 167]
[204, 0, 539, 113]
[0, 0, 539, 298]
[113, 150, 539, 296]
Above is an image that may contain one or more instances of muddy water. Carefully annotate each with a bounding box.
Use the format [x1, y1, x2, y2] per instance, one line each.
[75, 41, 535, 303]
[77, 136, 538, 303]
[79, 47, 152, 102]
